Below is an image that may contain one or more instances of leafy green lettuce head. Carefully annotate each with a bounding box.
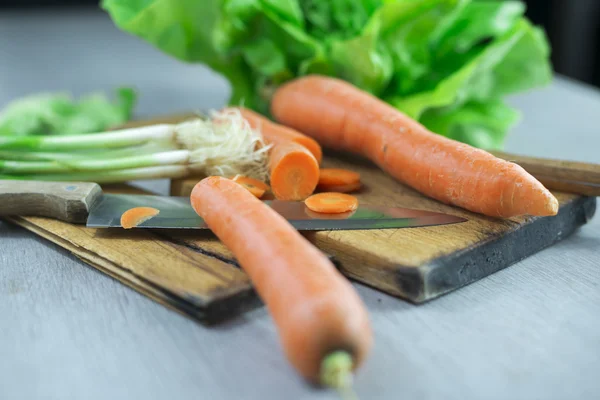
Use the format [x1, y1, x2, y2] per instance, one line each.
[102, 0, 552, 150]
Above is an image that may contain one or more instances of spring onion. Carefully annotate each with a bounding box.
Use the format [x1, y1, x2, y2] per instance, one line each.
[0, 124, 176, 151]
[0, 165, 189, 183]
[0, 109, 272, 183]
[0, 142, 180, 162]
[0, 150, 191, 174]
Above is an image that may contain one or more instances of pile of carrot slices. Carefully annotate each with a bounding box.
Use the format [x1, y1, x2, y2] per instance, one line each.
[229, 169, 361, 214]
[189, 76, 560, 390]
[229, 106, 364, 213]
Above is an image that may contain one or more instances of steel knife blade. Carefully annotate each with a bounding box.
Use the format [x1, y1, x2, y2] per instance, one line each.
[86, 193, 466, 231]
[0, 180, 467, 231]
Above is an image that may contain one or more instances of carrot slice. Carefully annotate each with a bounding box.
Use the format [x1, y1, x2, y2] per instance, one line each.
[231, 175, 269, 198]
[269, 142, 320, 201]
[317, 181, 362, 193]
[305, 193, 359, 214]
[271, 75, 559, 218]
[318, 168, 360, 186]
[190, 176, 372, 386]
[234, 106, 323, 164]
[120, 207, 160, 229]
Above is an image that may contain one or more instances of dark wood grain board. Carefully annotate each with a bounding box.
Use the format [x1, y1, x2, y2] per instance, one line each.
[3, 113, 596, 325]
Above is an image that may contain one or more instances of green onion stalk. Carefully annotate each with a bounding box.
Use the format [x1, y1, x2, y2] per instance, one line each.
[0, 109, 272, 183]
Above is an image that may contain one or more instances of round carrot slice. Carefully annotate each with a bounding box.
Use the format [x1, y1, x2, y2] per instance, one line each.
[120, 207, 160, 229]
[318, 168, 360, 186]
[231, 175, 270, 198]
[304, 192, 359, 214]
[317, 181, 362, 193]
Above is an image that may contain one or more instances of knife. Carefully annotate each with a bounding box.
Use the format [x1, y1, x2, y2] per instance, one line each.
[0, 180, 467, 231]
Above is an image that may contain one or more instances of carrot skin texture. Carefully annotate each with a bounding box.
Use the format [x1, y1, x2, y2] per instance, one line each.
[271, 76, 559, 218]
[234, 106, 323, 164]
[190, 177, 372, 383]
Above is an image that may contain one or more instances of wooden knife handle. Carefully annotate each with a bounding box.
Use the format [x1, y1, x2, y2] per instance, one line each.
[0, 180, 102, 223]
[492, 151, 600, 196]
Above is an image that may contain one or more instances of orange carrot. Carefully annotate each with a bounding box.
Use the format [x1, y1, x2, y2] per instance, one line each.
[231, 175, 269, 198]
[120, 207, 160, 229]
[317, 181, 362, 193]
[318, 168, 361, 186]
[190, 176, 372, 387]
[234, 106, 323, 164]
[271, 75, 559, 218]
[305, 193, 359, 214]
[269, 141, 320, 201]
[317, 168, 361, 192]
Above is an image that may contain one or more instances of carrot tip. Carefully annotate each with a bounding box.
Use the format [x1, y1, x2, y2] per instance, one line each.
[548, 195, 559, 216]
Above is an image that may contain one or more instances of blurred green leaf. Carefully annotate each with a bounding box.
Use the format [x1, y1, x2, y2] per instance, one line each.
[0, 87, 137, 136]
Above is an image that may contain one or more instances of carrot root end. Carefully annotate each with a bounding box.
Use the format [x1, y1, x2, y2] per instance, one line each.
[320, 351, 354, 390]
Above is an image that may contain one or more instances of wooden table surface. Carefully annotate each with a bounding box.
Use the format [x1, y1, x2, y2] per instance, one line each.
[1, 7, 599, 400]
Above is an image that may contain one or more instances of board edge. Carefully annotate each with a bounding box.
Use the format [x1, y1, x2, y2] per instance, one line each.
[409, 196, 597, 303]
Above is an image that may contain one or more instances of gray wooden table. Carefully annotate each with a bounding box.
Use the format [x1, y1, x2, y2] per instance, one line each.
[1, 8, 599, 400]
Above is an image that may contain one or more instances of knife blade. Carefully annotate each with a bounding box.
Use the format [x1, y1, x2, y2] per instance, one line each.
[0, 180, 467, 231]
[86, 193, 466, 230]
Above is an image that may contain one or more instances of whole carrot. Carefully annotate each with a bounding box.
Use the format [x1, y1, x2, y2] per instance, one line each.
[270, 75, 559, 218]
[233, 106, 323, 164]
[191, 176, 372, 388]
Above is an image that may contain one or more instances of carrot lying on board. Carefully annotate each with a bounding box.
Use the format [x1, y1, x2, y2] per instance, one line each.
[305, 192, 359, 214]
[190, 176, 372, 388]
[231, 175, 270, 198]
[233, 106, 323, 164]
[317, 168, 361, 193]
[120, 207, 160, 229]
[271, 75, 559, 218]
[269, 141, 320, 201]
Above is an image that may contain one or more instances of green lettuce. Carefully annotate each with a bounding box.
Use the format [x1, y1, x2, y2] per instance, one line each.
[102, 0, 552, 150]
[0, 87, 136, 136]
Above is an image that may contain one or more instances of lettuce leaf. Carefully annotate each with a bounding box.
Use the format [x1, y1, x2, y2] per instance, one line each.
[0, 87, 136, 136]
[420, 100, 521, 150]
[102, 0, 552, 149]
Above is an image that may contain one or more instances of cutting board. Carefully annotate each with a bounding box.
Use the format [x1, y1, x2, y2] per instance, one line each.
[3, 113, 596, 324]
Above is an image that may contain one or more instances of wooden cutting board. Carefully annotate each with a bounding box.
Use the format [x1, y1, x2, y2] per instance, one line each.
[3, 114, 596, 324]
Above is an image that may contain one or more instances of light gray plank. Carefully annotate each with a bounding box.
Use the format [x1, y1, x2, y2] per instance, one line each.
[1, 7, 599, 400]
